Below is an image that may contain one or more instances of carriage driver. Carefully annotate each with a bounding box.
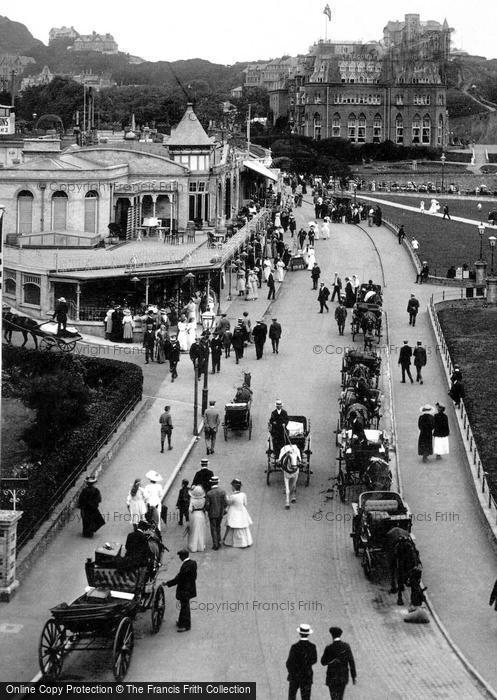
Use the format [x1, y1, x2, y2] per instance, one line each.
[268, 400, 289, 459]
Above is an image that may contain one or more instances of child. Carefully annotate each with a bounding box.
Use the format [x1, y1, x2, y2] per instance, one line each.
[176, 479, 190, 526]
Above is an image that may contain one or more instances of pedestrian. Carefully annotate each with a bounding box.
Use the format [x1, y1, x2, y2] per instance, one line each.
[322, 216, 331, 239]
[231, 322, 245, 364]
[321, 626, 357, 700]
[52, 296, 68, 336]
[269, 318, 282, 354]
[159, 405, 173, 452]
[203, 399, 221, 455]
[368, 207, 374, 226]
[286, 623, 318, 700]
[241, 311, 252, 343]
[223, 329, 232, 358]
[189, 335, 207, 380]
[318, 282, 330, 313]
[276, 257, 285, 282]
[344, 278, 355, 308]
[448, 372, 465, 408]
[334, 302, 347, 336]
[166, 548, 197, 632]
[267, 270, 276, 300]
[122, 309, 135, 343]
[489, 578, 497, 611]
[416, 261, 429, 284]
[418, 405, 435, 462]
[252, 319, 268, 360]
[398, 340, 414, 383]
[168, 333, 180, 382]
[192, 458, 214, 494]
[413, 340, 427, 383]
[143, 323, 155, 364]
[298, 228, 307, 249]
[407, 294, 420, 326]
[126, 478, 147, 525]
[77, 475, 105, 538]
[205, 475, 228, 551]
[223, 478, 253, 548]
[442, 204, 451, 220]
[330, 273, 342, 302]
[433, 403, 450, 459]
[311, 263, 321, 290]
[398, 225, 406, 244]
[143, 470, 164, 530]
[351, 275, 360, 300]
[176, 479, 190, 527]
[187, 485, 207, 553]
[210, 331, 223, 373]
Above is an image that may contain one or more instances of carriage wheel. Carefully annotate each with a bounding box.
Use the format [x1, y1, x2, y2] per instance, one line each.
[362, 549, 373, 579]
[248, 416, 253, 440]
[60, 340, 76, 353]
[151, 585, 165, 633]
[38, 619, 66, 680]
[40, 337, 57, 352]
[112, 616, 134, 681]
[266, 452, 273, 485]
[336, 470, 346, 503]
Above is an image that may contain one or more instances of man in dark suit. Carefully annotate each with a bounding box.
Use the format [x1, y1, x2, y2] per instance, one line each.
[143, 323, 155, 364]
[168, 333, 180, 382]
[210, 331, 223, 373]
[268, 400, 289, 459]
[398, 340, 414, 383]
[267, 271, 276, 300]
[321, 626, 356, 700]
[204, 476, 227, 550]
[269, 318, 282, 354]
[166, 548, 197, 632]
[413, 340, 427, 384]
[53, 296, 69, 335]
[318, 282, 330, 313]
[192, 458, 214, 493]
[252, 320, 268, 360]
[286, 623, 317, 700]
[231, 322, 245, 364]
[407, 294, 420, 326]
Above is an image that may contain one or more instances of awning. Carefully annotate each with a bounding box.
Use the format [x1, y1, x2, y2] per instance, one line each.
[243, 160, 278, 181]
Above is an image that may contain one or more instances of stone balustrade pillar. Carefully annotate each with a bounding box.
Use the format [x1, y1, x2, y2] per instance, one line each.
[486, 277, 497, 305]
[475, 260, 487, 287]
[0, 510, 23, 602]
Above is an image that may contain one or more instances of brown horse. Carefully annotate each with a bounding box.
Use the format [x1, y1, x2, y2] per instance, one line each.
[385, 527, 421, 605]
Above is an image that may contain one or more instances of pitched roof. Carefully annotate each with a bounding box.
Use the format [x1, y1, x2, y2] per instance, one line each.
[166, 103, 213, 147]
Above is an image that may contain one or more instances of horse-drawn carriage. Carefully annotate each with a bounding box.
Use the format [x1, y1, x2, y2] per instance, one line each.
[336, 427, 391, 503]
[351, 301, 382, 343]
[38, 544, 166, 681]
[223, 372, 253, 440]
[266, 416, 312, 507]
[3, 306, 82, 352]
[341, 348, 381, 389]
[350, 491, 418, 605]
[337, 382, 382, 437]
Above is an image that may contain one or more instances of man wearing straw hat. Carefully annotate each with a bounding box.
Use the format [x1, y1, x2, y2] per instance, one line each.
[286, 623, 317, 700]
[143, 470, 164, 530]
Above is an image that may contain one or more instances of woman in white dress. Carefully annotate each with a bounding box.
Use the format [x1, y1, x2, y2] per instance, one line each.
[186, 321, 196, 351]
[122, 309, 134, 342]
[306, 246, 316, 270]
[274, 212, 281, 229]
[236, 268, 246, 296]
[177, 315, 189, 352]
[185, 299, 196, 323]
[250, 270, 259, 300]
[188, 485, 207, 553]
[143, 470, 164, 530]
[105, 307, 114, 339]
[433, 403, 450, 459]
[313, 223, 320, 240]
[263, 258, 272, 282]
[276, 258, 285, 282]
[126, 478, 147, 525]
[321, 217, 331, 239]
[223, 479, 253, 548]
[351, 274, 360, 298]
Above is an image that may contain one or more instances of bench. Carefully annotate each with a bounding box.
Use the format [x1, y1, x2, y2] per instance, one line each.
[363, 499, 399, 513]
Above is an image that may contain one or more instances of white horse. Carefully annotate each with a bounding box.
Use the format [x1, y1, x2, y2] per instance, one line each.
[278, 444, 302, 509]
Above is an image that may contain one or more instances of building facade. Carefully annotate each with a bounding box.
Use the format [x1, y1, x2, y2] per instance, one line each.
[72, 32, 118, 54]
[269, 14, 451, 147]
[49, 26, 79, 44]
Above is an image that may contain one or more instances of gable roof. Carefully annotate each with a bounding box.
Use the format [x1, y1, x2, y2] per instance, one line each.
[165, 103, 213, 147]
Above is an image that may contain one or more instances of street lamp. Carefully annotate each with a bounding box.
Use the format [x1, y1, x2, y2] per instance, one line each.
[440, 152, 446, 193]
[478, 223, 485, 260]
[489, 236, 497, 275]
[201, 332, 210, 415]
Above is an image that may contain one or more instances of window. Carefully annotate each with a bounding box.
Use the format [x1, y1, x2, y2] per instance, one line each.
[348, 113, 357, 142]
[373, 113, 382, 143]
[22, 274, 41, 306]
[189, 182, 198, 192]
[412, 114, 421, 144]
[52, 191, 68, 231]
[438, 94, 444, 106]
[17, 190, 34, 234]
[357, 113, 366, 143]
[396, 114, 404, 144]
[84, 190, 98, 233]
[437, 114, 444, 146]
[422, 115, 431, 144]
[313, 112, 322, 140]
[396, 94, 404, 106]
[4, 269, 16, 297]
[332, 113, 341, 137]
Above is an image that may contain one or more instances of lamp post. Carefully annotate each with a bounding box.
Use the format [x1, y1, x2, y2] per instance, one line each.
[201, 332, 210, 415]
[489, 235, 497, 275]
[478, 223, 485, 261]
[440, 152, 446, 193]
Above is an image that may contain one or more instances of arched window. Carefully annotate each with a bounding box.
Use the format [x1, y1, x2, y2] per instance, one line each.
[395, 114, 404, 144]
[332, 113, 341, 137]
[348, 113, 357, 142]
[17, 190, 33, 234]
[4, 269, 16, 298]
[357, 113, 366, 143]
[84, 190, 99, 233]
[412, 114, 421, 144]
[52, 191, 68, 231]
[313, 112, 322, 140]
[422, 114, 431, 145]
[22, 274, 41, 306]
[437, 114, 444, 146]
[373, 114, 382, 143]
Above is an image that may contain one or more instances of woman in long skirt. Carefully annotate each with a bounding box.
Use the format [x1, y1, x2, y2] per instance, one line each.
[236, 268, 246, 296]
[418, 405, 435, 462]
[433, 403, 450, 459]
[155, 326, 167, 363]
[223, 479, 253, 548]
[186, 321, 196, 351]
[188, 486, 207, 553]
[263, 258, 272, 282]
[250, 270, 259, 300]
[122, 310, 134, 343]
[276, 258, 285, 282]
[177, 315, 189, 352]
[306, 246, 316, 270]
[126, 478, 147, 525]
[321, 217, 331, 239]
[105, 307, 114, 339]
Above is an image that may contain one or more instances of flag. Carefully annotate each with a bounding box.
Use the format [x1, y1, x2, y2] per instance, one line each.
[323, 4, 332, 21]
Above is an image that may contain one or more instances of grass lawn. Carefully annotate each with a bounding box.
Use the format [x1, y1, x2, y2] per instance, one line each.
[360, 192, 497, 221]
[438, 307, 497, 502]
[357, 195, 493, 274]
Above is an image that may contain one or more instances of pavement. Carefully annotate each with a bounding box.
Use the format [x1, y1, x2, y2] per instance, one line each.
[0, 197, 496, 697]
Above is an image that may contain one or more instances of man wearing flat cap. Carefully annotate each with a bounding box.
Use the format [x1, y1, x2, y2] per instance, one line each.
[321, 627, 356, 699]
[268, 400, 289, 459]
[166, 549, 197, 632]
[269, 318, 282, 354]
[192, 458, 214, 493]
[286, 623, 317, 700]
[252, 319, 268, 360]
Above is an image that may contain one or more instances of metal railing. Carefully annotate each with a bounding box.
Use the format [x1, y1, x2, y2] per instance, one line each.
[16, 393, 142, 551]
[430, 295, 497, 524]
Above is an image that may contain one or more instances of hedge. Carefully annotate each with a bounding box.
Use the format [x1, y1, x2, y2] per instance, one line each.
[1, 346, 143, 544]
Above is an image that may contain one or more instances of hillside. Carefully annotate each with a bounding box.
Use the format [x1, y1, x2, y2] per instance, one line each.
[0, 15, 44, 54]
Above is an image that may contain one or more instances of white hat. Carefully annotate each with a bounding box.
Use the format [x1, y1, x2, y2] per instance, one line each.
[420, 404, 435, 414]
[146, 470, 163, 482]
[297, 623, 313, 635]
